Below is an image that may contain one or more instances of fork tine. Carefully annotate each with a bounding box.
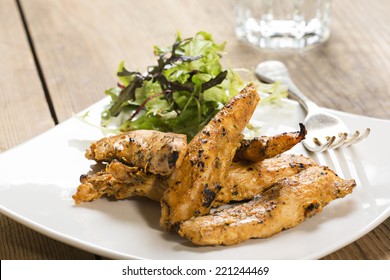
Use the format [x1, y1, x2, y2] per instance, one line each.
[341, 131, 360, 147]
[329, 132, 348, 149]
[342, 128, 370, 148]
[310, 128, 370, 152]
[351, 128, 371, 145]
[312, 135, 336, 147]
[304, 136, 336, 152]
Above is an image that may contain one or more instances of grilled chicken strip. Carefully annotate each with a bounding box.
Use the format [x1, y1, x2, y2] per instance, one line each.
[72, 154, 316, 205]
[178, 166, 356, 246]
[160, 83, 260, 231]
[234, 123, 306, 162]
[72, 165, 166, 204]
[85, 130, 187, 175]
[214, 153, 315, 205]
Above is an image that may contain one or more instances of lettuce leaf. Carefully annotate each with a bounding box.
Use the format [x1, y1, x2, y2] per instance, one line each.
[101, 31, 245, 139]
[101, 31, 288, 140]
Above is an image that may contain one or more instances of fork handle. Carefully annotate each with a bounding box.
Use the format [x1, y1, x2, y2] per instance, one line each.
[282, 77, 319, 114]
[255, 71, 318, 114]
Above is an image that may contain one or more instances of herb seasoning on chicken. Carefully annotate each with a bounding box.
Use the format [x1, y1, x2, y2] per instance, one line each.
[85, 130, 187, 175]
[214, 153, 315, 205]
[160, 83, 260, 231]
[178, 166, 356, 246]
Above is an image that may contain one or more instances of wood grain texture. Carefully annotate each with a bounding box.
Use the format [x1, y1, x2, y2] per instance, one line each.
[0, 215, 94, 259]
[0, 0, 388, 259]
[19, 0, 241, 122]
[0, 0, 53, 151]
[323, 218, 390, 260]
[0, 0, 94, 259]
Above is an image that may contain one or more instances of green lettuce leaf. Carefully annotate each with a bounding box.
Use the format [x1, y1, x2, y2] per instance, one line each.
[101, 31, 247, 139]
[101, 31, 287, 139]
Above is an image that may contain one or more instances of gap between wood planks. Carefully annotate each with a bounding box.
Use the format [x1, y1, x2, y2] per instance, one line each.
[15, 0, 59, 125]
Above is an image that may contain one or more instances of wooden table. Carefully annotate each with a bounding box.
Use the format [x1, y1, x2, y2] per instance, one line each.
[1, 0, 389, 259]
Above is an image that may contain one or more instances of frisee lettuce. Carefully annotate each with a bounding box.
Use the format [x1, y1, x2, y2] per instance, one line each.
[101, 31, 287, 139]
[258, 81, 288, 105]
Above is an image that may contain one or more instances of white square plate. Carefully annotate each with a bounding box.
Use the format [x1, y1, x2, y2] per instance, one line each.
[1, 97, 389, 259]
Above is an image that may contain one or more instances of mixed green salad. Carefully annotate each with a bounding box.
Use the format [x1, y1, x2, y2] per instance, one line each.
[101, 31, 287, 139]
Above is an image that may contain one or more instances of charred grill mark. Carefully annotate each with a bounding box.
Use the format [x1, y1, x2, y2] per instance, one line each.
[79, 174, 88, 182]
[168, 151, 180, 168]
[304, 201, 321, 218]
[202, 186, 217, 207]
[197, 161, 205, 171]
[298, 123, 307, 139]
[202, 129, 210, 136]
[221, 127, 227, 136]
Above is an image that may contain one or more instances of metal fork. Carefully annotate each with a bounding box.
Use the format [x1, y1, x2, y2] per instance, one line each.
[255, 60, 370, 152]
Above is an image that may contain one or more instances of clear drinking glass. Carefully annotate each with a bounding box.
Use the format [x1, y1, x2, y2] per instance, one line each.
[235, 0, 332, 49]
